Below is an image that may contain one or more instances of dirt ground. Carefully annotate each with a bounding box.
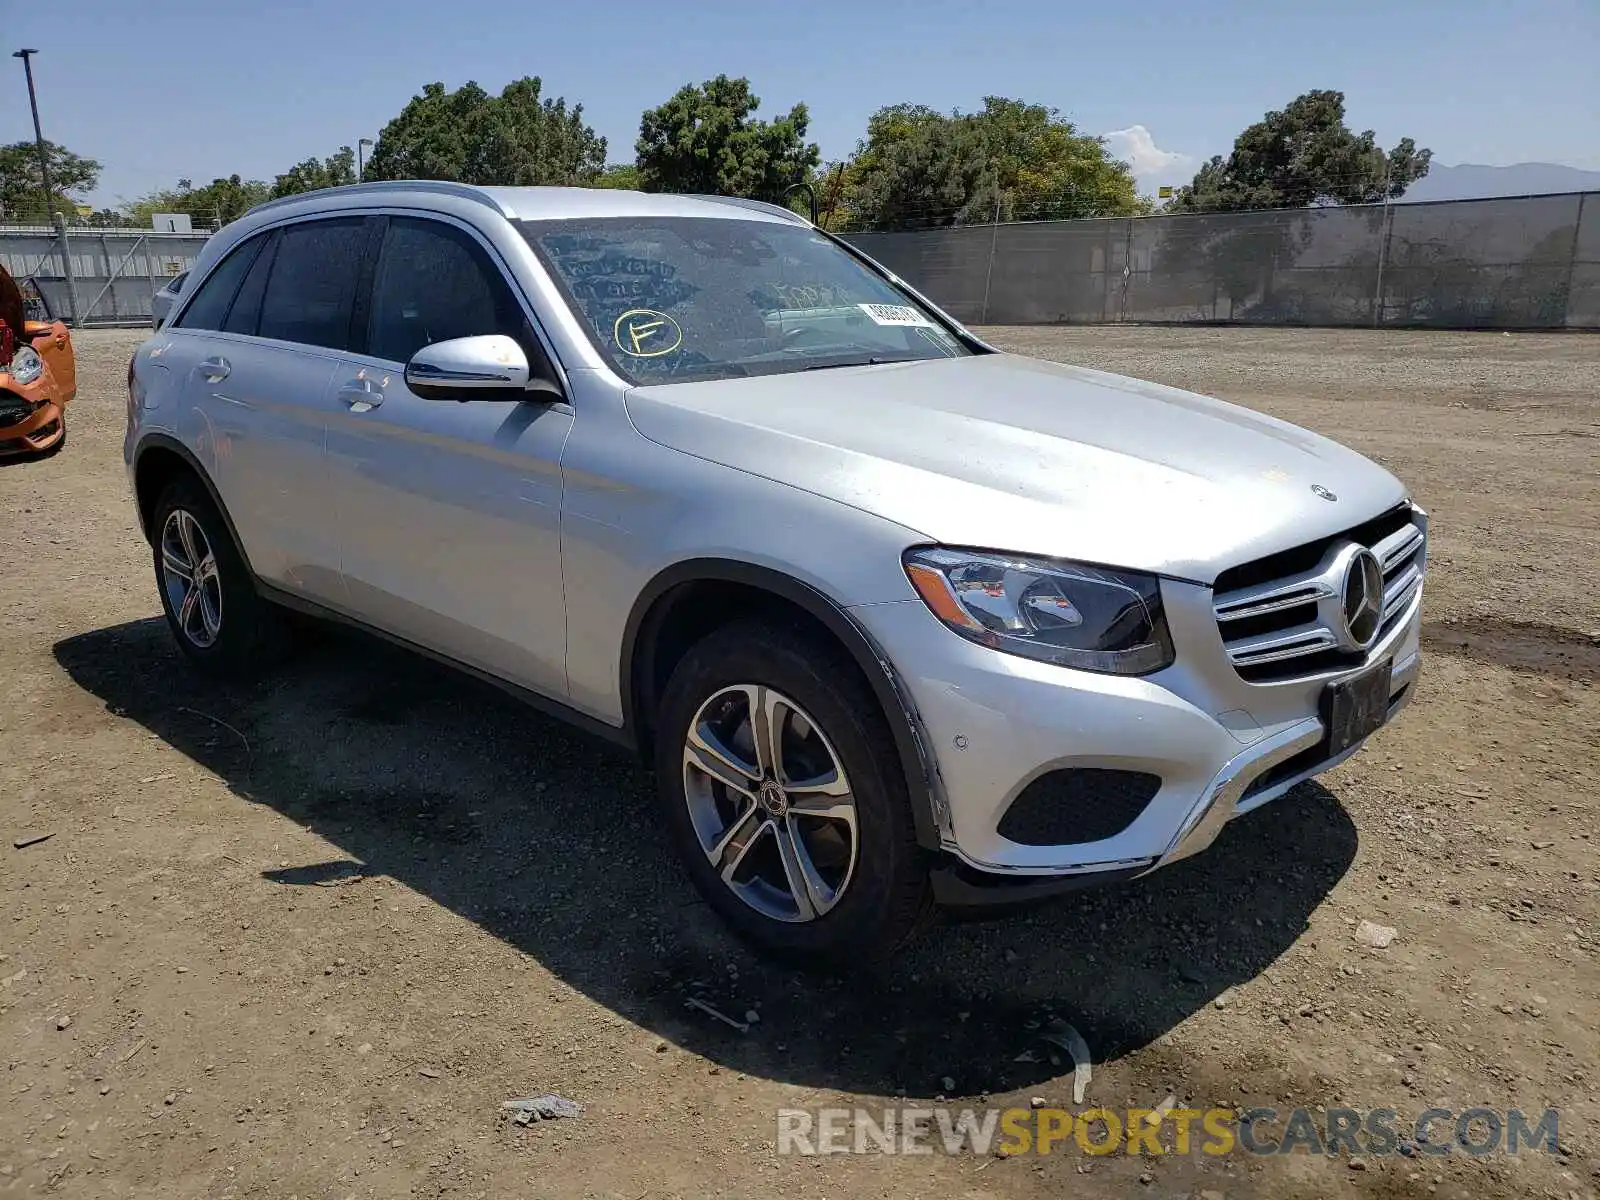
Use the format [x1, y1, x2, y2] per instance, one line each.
[2, 325, 1596, 1199]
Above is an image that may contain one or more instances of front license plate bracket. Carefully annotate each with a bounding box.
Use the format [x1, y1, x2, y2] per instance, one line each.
[1322, 659, 1393, 756]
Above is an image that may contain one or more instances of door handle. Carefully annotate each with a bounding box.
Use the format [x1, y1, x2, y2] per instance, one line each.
[337, 379, 383, 412]
[199, 357, 230, 382]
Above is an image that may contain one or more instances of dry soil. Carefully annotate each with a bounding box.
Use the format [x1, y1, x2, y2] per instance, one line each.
[1, 326, 1596, 1199]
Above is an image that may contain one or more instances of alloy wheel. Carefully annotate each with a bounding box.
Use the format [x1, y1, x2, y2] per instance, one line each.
[681, 684, 859, 923]
[160, 508, 223, 649]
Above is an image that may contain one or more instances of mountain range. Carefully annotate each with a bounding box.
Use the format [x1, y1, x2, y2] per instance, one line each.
[1400, 162, 1600, 202]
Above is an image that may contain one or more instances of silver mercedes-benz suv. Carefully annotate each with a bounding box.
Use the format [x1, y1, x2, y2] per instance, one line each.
[125, 181, 1426, 965]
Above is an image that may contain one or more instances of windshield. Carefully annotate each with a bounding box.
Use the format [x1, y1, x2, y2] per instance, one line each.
[518, 216, 971, 384]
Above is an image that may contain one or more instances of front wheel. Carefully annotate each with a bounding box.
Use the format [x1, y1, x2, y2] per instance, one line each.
[655, 618, 932, 967]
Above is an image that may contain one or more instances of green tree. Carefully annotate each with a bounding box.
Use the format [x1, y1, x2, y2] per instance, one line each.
[1169, 90, 1431, 212]
[0, 140, 101, 222]
[589, 162, 640, 190]
[978, 98, 1146, 219]
[126, 175, 271, 228]
[363, 78, 606, 185]
[270, 145, 358, 198]
[814, 161, 850, 228]
[835, 108, 989, 231]
[85, 208, 134, 228]
[635, 75, 819, 202]
[837, 98, 1144, 231]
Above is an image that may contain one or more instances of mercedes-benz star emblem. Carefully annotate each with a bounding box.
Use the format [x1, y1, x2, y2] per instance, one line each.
[1340, 548, 1384, 649]
[1311, 484, 1338, 502]
[759, 778, 789, 818]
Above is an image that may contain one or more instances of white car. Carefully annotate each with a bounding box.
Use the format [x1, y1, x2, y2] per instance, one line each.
[151, 270, 187, 328]
[125, 181, 1426, 965]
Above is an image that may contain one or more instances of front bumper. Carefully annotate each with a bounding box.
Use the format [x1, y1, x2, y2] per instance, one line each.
[0, 327, 72, 457]
[849, 572, 1422, 896]
[0, 397, 64, 455]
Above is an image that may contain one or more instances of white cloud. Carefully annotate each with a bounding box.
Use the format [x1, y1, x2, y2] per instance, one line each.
[1103, 125, 1196, 192]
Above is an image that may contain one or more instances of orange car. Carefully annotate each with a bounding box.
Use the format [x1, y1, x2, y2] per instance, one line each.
[0, 267, 75, 458]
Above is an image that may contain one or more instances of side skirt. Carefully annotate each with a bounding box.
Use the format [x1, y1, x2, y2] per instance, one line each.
[255, 580, 636, 752]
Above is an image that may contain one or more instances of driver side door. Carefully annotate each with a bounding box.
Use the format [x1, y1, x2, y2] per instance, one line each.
[324, 214, 574, 700]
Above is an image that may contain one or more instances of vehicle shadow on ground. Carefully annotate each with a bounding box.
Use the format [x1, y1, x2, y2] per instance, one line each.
[0, 452, 58, 469]
[56, 617, 1358, 1099]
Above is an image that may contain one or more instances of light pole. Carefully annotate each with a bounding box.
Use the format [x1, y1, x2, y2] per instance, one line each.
[358, 137, 374, 182]
[11, 49, 56, 222]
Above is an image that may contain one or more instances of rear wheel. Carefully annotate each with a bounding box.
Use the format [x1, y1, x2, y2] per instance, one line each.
[151, 475, 286, 678]
[655, 618, 932, 967]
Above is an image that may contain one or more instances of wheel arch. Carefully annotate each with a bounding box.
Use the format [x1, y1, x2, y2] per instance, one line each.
[621, 559, 944, 851]
[131, 435, 254, 575]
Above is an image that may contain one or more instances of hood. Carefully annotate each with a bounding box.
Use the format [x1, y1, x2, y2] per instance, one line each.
[624, 353, 1407, 582]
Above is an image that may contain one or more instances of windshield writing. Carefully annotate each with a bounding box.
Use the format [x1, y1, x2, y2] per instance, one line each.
[521, 217, 967, 383]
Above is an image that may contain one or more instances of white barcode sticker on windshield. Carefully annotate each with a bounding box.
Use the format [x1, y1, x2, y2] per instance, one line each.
[858, 303, 934, 328]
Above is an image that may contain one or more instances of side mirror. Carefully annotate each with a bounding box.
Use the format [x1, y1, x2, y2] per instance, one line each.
[404, 334, 558, 401]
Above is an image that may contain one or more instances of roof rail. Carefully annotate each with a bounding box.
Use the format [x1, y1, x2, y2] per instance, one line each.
[693, 195, 811, 225]
[243, 180, 507, 220]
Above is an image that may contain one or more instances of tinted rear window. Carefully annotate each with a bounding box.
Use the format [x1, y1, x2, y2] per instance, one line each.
[256, 218, 370, 351]
[173, 241, 261, 332]
[223, 231, 278, 336]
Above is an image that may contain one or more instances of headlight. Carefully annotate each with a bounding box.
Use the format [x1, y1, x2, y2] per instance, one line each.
[903, 547, 1174, 675]
[8, 345, 43, 387]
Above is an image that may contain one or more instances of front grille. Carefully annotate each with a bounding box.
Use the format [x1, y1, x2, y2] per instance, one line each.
[997, 768, 1162, 847]
[0, 400, 34, 429]
[1213, 504, 1425, 683]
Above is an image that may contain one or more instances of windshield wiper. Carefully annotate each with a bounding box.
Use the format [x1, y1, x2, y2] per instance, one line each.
[802, 356, 914, 372]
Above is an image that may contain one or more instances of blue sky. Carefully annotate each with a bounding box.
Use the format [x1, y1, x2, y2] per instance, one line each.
[6, 0, 1597, 209]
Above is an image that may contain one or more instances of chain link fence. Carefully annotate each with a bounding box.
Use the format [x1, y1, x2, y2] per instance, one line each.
[0, 223, 213, 327]
[843, 191, 1600, 330]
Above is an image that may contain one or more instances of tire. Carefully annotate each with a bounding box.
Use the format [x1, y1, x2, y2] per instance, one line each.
[151, 474, 287, 678]
[655, 616, 933, 967]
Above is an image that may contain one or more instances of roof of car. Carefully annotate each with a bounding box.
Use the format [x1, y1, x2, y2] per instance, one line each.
[244, 181, 810, 226]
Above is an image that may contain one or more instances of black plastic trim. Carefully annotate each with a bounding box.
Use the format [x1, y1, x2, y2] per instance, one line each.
[345, 215, 386, 357]
[620, 558, 944, 850]
[131, 435, 255, 575]
[931, 858, 1147, 911]
[996, 768, 1162, 847]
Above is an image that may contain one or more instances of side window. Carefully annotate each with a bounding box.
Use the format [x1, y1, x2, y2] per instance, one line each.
[173, 238, 263, 331]
[257, 218, 370, 351]
[367, 218, 529, 365]
[222, 231, 278, 336]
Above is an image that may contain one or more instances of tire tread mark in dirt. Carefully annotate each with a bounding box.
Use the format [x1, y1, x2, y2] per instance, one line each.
[1422, 617, 1599, 680]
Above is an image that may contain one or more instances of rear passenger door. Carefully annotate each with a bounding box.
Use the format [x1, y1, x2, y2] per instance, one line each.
[324, 214, 573, 699]
[180, 216, 375, 601]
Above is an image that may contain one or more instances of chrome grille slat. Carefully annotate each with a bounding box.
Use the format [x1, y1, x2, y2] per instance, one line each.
[1214, 578, 1333, 622]
[1227, 624, 1340, 666]
[1374, 524, 1425, 572]
[1381, 562, 1422, 622]
[1213, 509, 1426, 681]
